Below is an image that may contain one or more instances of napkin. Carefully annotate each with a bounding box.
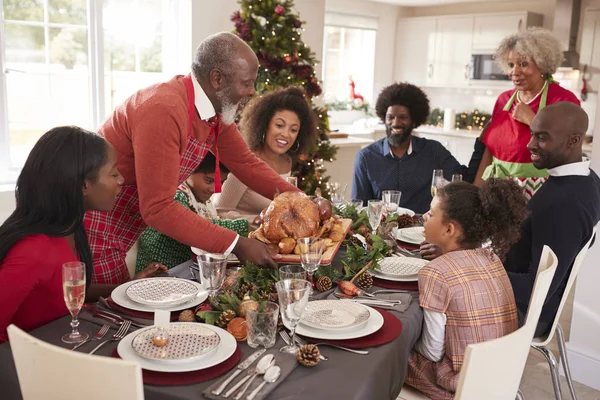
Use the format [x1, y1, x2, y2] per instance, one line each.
[326, 292, 412, 312]
[203, 350, 298, 400]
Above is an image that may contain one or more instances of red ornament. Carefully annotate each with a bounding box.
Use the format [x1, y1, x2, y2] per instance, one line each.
[284, 55, 292, 63]
[275, 5, 285, 15]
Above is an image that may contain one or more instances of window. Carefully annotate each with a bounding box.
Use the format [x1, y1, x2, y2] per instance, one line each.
[321, 13, 377, 104]
[0, 0, 190, 183]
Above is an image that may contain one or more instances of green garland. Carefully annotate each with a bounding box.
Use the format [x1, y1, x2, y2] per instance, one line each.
[326, 99, 373, 115]
[427, 108, 491, 130]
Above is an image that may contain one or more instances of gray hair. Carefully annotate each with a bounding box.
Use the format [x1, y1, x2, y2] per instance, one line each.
[494, 28, 565, 76]
[191, 32, 239, 79]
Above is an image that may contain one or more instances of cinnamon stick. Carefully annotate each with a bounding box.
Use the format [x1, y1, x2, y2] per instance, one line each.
[350, 260, 373, 283]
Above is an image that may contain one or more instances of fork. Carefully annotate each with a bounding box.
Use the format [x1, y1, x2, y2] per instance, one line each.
[70, 324, 110, 351]
[279, 331, 328, 361]
[88, 320, 131, 354]
[283, 330, 369, 355]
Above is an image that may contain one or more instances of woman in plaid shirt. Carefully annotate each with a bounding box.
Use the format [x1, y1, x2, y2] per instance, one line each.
[405, 179, 528, 398]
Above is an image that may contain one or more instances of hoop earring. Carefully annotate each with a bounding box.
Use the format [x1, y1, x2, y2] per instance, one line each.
[261, 132, 266, 144]
[291, 141, 300, 153]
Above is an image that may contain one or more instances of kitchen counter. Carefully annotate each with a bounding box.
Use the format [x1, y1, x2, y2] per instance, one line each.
[413, 126, 482, 139]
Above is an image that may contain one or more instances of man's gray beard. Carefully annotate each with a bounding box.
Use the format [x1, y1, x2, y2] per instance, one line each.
[216, 89, 239, 125]
[387, 127, 412, 147]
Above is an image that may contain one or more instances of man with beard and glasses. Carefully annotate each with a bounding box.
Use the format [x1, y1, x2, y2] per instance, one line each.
[351, 82, 464, 214]
[85, 32, 298, 284]
[503, 101, 600, 336]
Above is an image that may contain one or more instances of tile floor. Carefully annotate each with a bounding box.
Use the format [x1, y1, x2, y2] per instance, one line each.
[396, 286, 600, 400]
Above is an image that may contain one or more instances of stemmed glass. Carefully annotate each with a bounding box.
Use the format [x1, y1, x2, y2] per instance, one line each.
[327, 182, 347, 209]
[382, 190, 401, 215]
[197, 254, 228, 302]
[367, 200, 384, 235]
[61, 262, 88, 344]
[286, 176, 298, 187]
[275, 279, 312, 354]
[431, 169, 446, 197]
[452, 174, 463, 183]
[279, 265, 307, 281]
[296, 238, 325, 294]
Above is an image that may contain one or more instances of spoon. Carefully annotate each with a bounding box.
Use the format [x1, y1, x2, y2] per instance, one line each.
[224, 354, 274, 398]
[232, 354, 275, 400]
[246, 365, 281, 400]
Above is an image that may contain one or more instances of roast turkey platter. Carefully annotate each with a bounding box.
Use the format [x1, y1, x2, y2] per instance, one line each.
[249, 191, 351, 263]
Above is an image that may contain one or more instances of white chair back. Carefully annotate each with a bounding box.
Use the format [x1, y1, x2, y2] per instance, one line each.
[455, 245, 558, 400]
[7, 324, 144, 400]
[533, 223, 598, 346]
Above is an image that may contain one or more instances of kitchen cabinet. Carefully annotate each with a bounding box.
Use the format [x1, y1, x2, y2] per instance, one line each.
[412, 128, 479, 166]
[394, 18, 437, 87]
[432, 17, 474, 87]
[580, 10, 600, 97]
[472, 13, 543, 51]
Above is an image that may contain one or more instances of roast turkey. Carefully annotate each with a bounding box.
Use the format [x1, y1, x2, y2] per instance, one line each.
[262, 192, 320, 242]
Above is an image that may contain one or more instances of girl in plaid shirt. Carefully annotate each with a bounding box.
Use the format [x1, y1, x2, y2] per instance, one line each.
[405, 179, 528, 399]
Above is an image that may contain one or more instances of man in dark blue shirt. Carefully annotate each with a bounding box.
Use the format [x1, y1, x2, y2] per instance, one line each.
[351, 83, 463, 214]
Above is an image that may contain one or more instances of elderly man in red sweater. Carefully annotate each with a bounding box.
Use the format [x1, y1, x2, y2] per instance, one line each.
[85, 32, 298, 284]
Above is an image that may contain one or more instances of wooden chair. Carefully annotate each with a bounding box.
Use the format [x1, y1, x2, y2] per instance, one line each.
[454, 245, 559, 400]
[7, 324, 144, 400]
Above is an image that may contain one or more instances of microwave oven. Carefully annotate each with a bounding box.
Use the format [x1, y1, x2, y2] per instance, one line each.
[470, 54, 510, 81]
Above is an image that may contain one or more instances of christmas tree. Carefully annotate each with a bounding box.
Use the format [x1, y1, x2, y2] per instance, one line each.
[231, 0, 337, 196]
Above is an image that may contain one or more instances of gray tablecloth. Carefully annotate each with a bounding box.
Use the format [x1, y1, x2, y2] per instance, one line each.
[0, 255, 423, 400]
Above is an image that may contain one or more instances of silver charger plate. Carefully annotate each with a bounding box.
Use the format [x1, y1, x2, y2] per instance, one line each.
[395, 226, 425, 245]
[300, 300, 370, 331]
[125, 278, 199, 307]
[131, 324, 220, 362]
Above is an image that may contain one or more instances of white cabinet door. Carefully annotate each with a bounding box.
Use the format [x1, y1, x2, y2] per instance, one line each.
[579, 9, 600, 136]
[432, 17, 474, 86]
[394, 18, 437, 87]
[472, 14, 523, 51]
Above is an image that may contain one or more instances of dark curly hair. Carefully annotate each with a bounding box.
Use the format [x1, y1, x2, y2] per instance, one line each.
[437, 179, 529, 260]
[375, 82, 430, 128]
[239, 86, 317, 154]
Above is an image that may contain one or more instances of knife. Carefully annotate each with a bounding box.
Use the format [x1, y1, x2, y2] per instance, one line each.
[211, 348, 266, 396]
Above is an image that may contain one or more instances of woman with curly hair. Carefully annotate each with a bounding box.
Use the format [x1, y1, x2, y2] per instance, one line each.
[474, 28, 580, 197]
[214, 86, 317, 221]
[405, 179, 528, 399]
[351, 82, 463, 214]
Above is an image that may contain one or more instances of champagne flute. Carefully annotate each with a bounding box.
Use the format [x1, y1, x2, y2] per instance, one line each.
[275, 279, 312, 354]
[368, 200, 384, 235]
[61, 262, 88, 344]
[431, 169, 445, 197]
[328, 181, 347, 209]
[296, 238, 325, 295]
[452, 174, 463, 183]
[197, 254, 228, 302]
[382, 190, 401, 214]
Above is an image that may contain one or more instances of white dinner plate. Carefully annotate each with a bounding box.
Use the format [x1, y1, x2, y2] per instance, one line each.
[395, 226, 425, 245]
[392, 207, 416, 217]
[111, 279, 208, 312]
[372, 269, 419, 282]
[300, 300, 370, 331]
[377, 257, 428, 278]
[118, 323, 237, 372]
[191, 247, 239, 264]
[295, 304, 384, 340]
[126, 278, 199, 307]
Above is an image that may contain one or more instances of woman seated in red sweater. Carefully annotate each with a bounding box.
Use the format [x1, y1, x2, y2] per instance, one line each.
[0, 126, 167, 342]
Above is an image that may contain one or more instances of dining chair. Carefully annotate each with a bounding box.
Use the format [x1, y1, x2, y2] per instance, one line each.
[125, 238, 140, 278]
[530, 224, 598, 400]
[7, 324, 144, 400]
[454, 245, 559, 400]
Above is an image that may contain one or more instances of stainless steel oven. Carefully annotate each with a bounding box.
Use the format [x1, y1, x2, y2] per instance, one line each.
[470, 54, 510, 81]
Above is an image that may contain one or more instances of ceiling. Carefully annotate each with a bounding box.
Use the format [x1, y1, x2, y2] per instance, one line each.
[370, 0, 494, 6]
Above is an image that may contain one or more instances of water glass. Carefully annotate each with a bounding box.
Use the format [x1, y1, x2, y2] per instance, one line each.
[279, 265, 307, 281]
[452, 174, 463, 183]
[367, 200, 384, 234]
[296, 237, 326, 293]
[246, 301, 280, 349]
[431, 169, 445, 197]
[382, 190, 401, 214]
[276, 279, 312, 354]
[286, 176, 298, 187]
[351, 199, 364, 210]
[197, 254, 228, 301]
[61, 262, 89, 344]
[327, 181, 347, 208]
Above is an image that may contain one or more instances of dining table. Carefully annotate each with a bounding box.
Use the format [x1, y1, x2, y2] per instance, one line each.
[0, 250, 424, 400]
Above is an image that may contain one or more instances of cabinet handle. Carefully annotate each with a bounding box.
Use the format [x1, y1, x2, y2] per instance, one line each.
[464, 64, 470, 80]
[428, 64, 433, 78]
[518, 18, 523, 31]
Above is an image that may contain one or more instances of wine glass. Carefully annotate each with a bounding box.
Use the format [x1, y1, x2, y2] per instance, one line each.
[278, 265, 307, 281]
[452, 174, 463, 183]
[197, 254, 228, 302]
[327, 182, 347, 209]
[382, 190, 401, 214]
[431, 169, 445, 197]
[367, 200, 384, 235]
[61, 262, 88, 344]
[286, 176, 298, 187]
[296, 237, 325, 294]
[275, 279, 312, 354]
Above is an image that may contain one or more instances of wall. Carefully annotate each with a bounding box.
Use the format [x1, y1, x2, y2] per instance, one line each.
[0, 186, 15, 225]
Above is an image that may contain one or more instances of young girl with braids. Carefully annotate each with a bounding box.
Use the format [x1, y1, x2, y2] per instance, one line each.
[405, 179, 529, 399]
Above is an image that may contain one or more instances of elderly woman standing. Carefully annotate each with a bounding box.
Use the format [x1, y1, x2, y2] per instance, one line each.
[474, 28, 580, 197]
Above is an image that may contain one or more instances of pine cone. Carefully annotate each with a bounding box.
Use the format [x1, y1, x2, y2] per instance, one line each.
[297, 344, 321, 367]
[316, 276, 332, 292]
[346, 235, 363, 248]
[178, 310, 196, 322]
[267, 292, 279, 303]
[236, 282, 253, 299]
[216, 309, 236, 328]
[355, 272, 373, 290]
[267, 281, 276, 293]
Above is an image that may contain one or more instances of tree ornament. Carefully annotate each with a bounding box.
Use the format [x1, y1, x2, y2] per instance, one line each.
[284, 54, 292, 63]
[293, 19, 302, 29]
[274, 5, 285, 15]
[216, 309, 236, 329]
[355, 272, 373, 290]
[238, 295, 259, 318]
[178, 310, 196, 322]
[316, 276, 332, 292]
[297, 344, 321, 367]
